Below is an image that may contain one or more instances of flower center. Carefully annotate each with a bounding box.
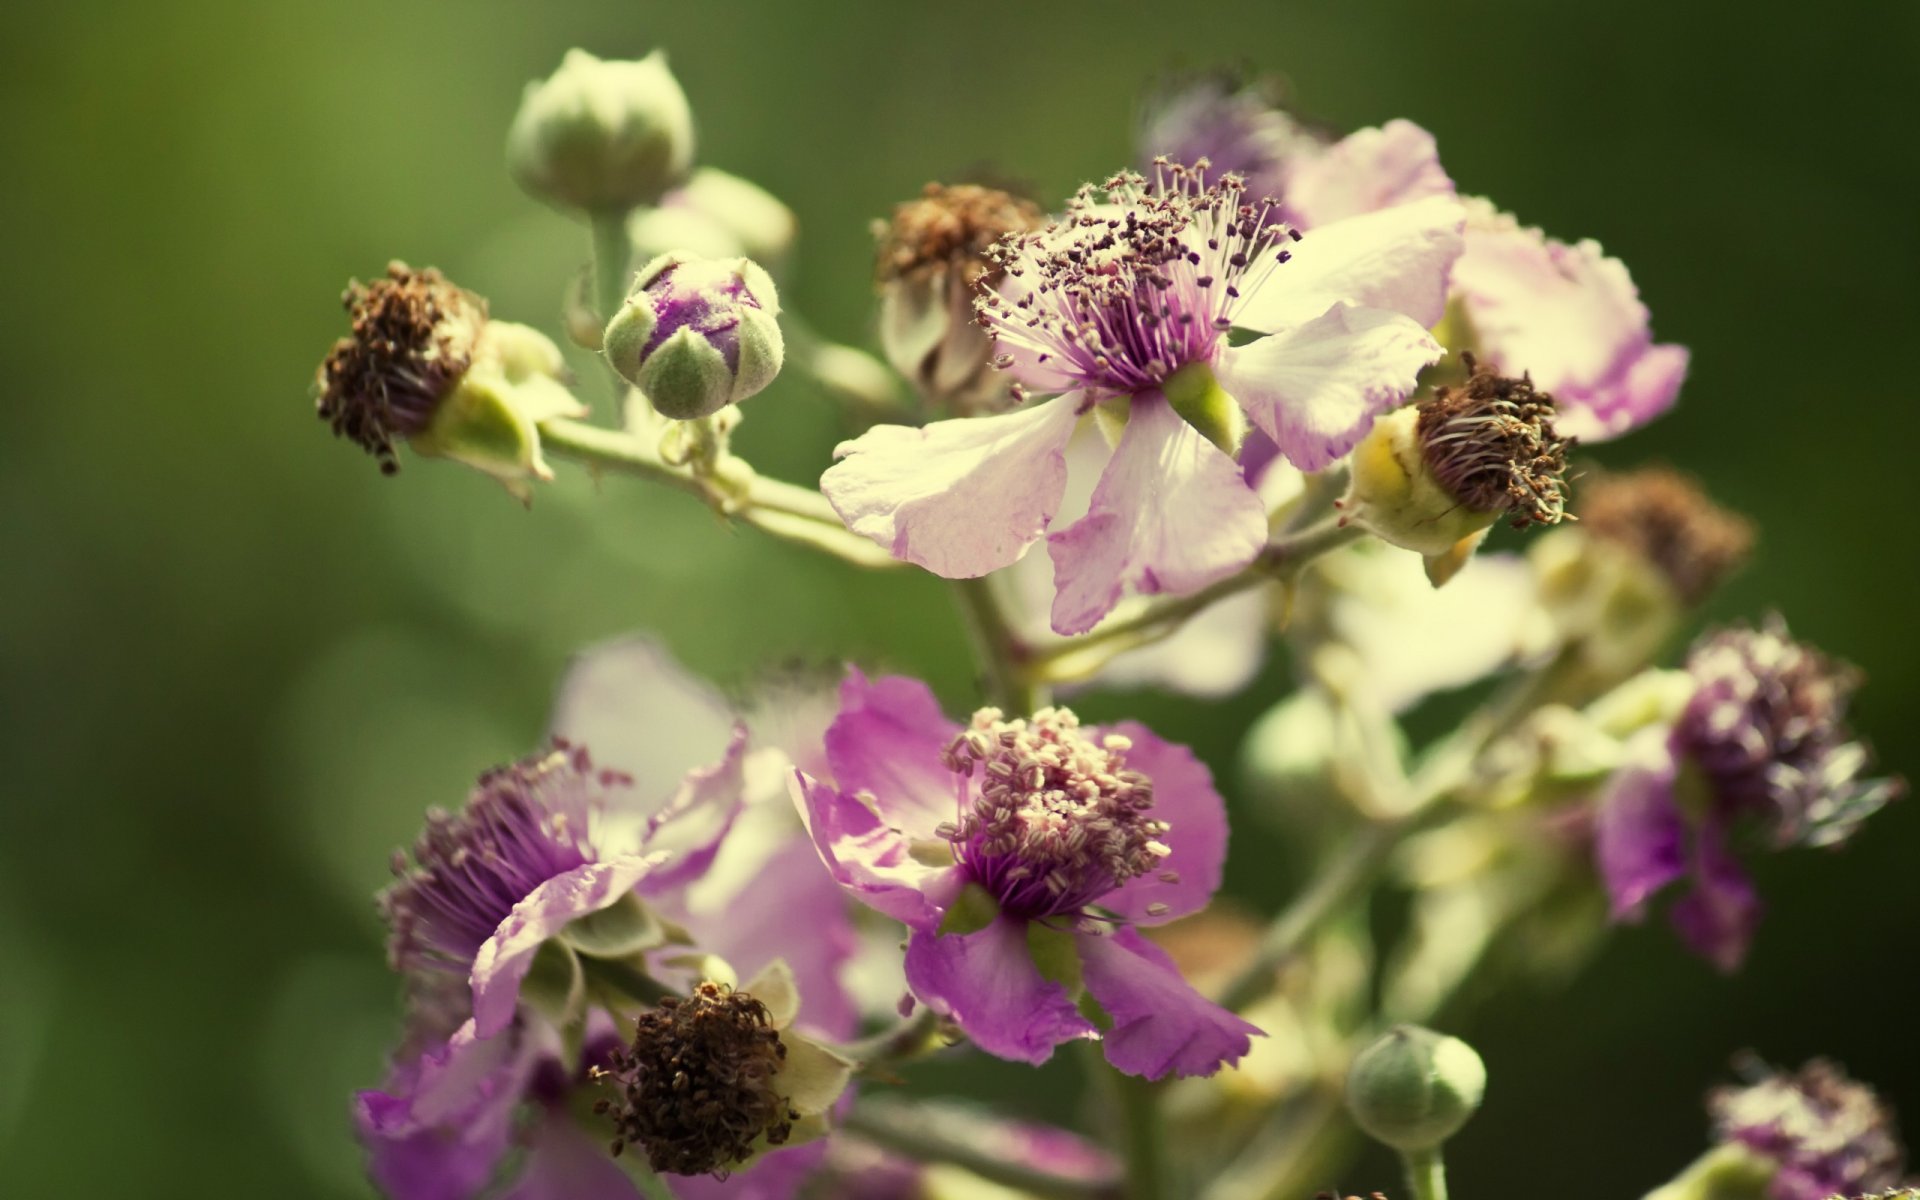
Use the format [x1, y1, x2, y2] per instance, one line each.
[1415, 353, 1572, 526]
[976, 160, 1295, 399]
[592, 981, 796, 1177]
[380, 743, 616, 974]
[315, 262, 485, 473]
[937, 706, 1170, 919]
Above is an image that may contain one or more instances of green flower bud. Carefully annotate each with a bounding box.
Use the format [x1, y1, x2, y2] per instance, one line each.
[506, 49, 694, 214]
[1346, 1024, 1486, 1152]
[602, 252, 783, 420]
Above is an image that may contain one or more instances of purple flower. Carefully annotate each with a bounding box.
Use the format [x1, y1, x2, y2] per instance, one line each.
[1594, 618, 1902, 970]
[1137, 79, 1684, 444]
[358, 640, 860, 1200]
[823, 163, 1462, 634]
[793, 671, 1260, 1078]
[1710, 1058, 1906, 1200]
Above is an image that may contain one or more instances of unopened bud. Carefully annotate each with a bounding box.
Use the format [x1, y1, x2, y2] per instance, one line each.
[506, 49, 694, 214]
[603, 252, 783, 419]
[1346, 1024, 1485, 1153]
[631, 168, 798, 269]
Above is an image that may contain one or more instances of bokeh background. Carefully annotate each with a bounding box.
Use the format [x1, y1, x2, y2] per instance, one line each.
[3, 2, 1915, 1196]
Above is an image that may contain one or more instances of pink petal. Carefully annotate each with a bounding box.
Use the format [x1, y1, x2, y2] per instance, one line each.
[501, 1112, 639, 1200]
[1216, 303, 1441, 471]
[1453, 204, 1686, 442]
[469, 854, 667, 1037]
[791, 771, 964, 932]
[822, 398, 1084, 578]
[1045, 396, 1267, 636]
[1670, 820, 1763, 973]
[1236, 194, 1465, 333]
[1593, 738, 1688, 920]
[636, 725, 751, 892]
[902, 919, 1097, 1065]
[1095, 724, 1229, 926]
[356, 1020, 539, 1200]
[824, 670, 960, 836]
[669, 1143, 829, 1200]
[1077, 928, 1261, 1080]
[1282, 120, 1455, 228]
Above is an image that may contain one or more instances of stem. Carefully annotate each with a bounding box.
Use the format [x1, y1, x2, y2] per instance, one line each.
[1400, 1146, 1449, 1200]
[579, 955, 677, 1007]
[590, 210, 634, 330]
[1026, 519, 1367, 675]
[1213, 817, 1410, 1012]
[840, 1104, 1119, 1200]
[951, 576, 1041, 712]
[835, 1006, 944, 1072]
[1115, 1071, 1171, 1200]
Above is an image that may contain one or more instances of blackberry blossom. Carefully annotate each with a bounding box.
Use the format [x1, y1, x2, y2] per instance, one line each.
[1711, 1058, 1905, 1200]
[795, 671, 1259, 1078]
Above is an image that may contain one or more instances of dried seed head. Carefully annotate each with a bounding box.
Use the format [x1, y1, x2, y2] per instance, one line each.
[593, 982, 797, 1178]
[875, 182, 1044, 288]
[1577, 466, 1754, 606]
[1415, 353, 1574, 528]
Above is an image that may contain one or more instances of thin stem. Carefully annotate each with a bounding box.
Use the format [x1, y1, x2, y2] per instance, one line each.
[951, 576, 1042, 712]
[590, 210, 635, 332]
[840, 1104, 1119, 1200]
[1115, 1071, 1171, 1200]
[1025, 519, 1367, 676]
[1400, 1146, 1449, 1200]
[835, 1006, 944, 1072]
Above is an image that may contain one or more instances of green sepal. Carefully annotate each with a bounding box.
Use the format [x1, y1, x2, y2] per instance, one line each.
[1026, 922, 1083, 996]
[938, 883, 1001, 937]
[558, 891, 669, 959]
[520, 938, 585, 1028]
[1163, 360, 1244, 454]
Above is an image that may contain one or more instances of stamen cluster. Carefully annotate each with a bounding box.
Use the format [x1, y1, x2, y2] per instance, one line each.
[939, 707, 1170, 918]
[1577, 466, 1754, 605]
[1677, 620, 1902, 847]
[1710, 1059, 1905, 1200]
[1416, 353, 1573, 527]
[316, 263, 485, 473]
[380, 742, 619, 973]
[874, 182, 1043, 288]
[593, 982, 795, 1177]
[976, 159, 1297, 398]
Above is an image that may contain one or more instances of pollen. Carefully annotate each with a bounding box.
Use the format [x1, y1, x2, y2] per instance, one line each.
[1415, 353, 1573, 528]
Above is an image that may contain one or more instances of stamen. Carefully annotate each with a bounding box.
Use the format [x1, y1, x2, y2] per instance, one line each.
[1416, 353, 1574, 527]
[939, 707, 1170, 918]
[592, 981, 796, 1178]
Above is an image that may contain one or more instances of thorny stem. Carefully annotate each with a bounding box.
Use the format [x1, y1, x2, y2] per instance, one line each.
[1024, 519, 1369, 679]
[841, 1103, 1120, 1200]
[537, 416, 901, 569]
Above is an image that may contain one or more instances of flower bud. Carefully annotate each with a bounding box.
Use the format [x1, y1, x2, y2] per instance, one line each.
[313, 263, 585, 501]
[506, 49, 694, 214]
[602, 252, 783, 419]
[874, 182, 1043, 416]
[1346, 1024, 1486, 1153]
[1344, 355, 1572, 578]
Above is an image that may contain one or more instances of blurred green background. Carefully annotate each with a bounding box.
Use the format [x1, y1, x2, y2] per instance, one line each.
[2, 2, 1915, 1196]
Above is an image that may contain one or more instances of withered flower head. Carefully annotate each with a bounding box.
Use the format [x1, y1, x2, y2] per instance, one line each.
[1416, 352, 1574, 529]
[874, 182, 1043, 288]
[1577, 466, 1754, 606]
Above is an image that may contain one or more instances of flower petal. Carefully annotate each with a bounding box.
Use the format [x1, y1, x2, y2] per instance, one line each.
[638, 725, 750, 892]
[824, 670, 959, 836]
[1453, 201, 1685, 442]
[1235, 194, 1465, 333]
[1593, 738, 1688, 920]
[822, 398, 1083, 578]
[1217, 304, 1441, 471]
[1282, 120, 1455, 229]
[902, 919, 1097, 1065]
[1045, 396, 1267, 636]
[792, 772, 964, 932]
[1096, 724, 1228, 925]
[500, 1112, 639, 1200]
[356, 1020, 538, 1200]
[1670, 819, 1763, 973]
[1077, 927, 1261, 1080]
[668, 1143, 829, 1200]
[469, 854, 667, 1037]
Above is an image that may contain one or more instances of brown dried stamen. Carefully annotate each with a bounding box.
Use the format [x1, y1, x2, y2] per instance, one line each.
[592, 982, 795, 1178]
[874, 183, 1043, 288]
[1416, 353, 1573, 528]
[1577, 466, 1754, 606]
[314, 263, 484, 473]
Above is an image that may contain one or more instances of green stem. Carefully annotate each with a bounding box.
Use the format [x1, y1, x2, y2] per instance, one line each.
[835, 1006, 944, 1072]
[1115, 1070, 1171, 1200]
[1400, 1146, 1449, 1200]
[1025, 519, 1367, 676]
[840, 1104, 1118, 1199]
[590, 209, 635, 331]
[951, 576, 1042, 712]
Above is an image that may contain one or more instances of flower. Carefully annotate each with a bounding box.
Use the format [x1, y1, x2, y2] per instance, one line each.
[874, 182, 1046, 415]
[1136, 79, 1685, 443]
[602, 252, 784, 420]
[314, 263, 587, 498]
[357, 640, 859, 1199]
[823, 162, 1463, 634]
[793, 671, 1260, 1078]
[1593, 618, 1903, 970]
[1710, 1058, 1905, 1200]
